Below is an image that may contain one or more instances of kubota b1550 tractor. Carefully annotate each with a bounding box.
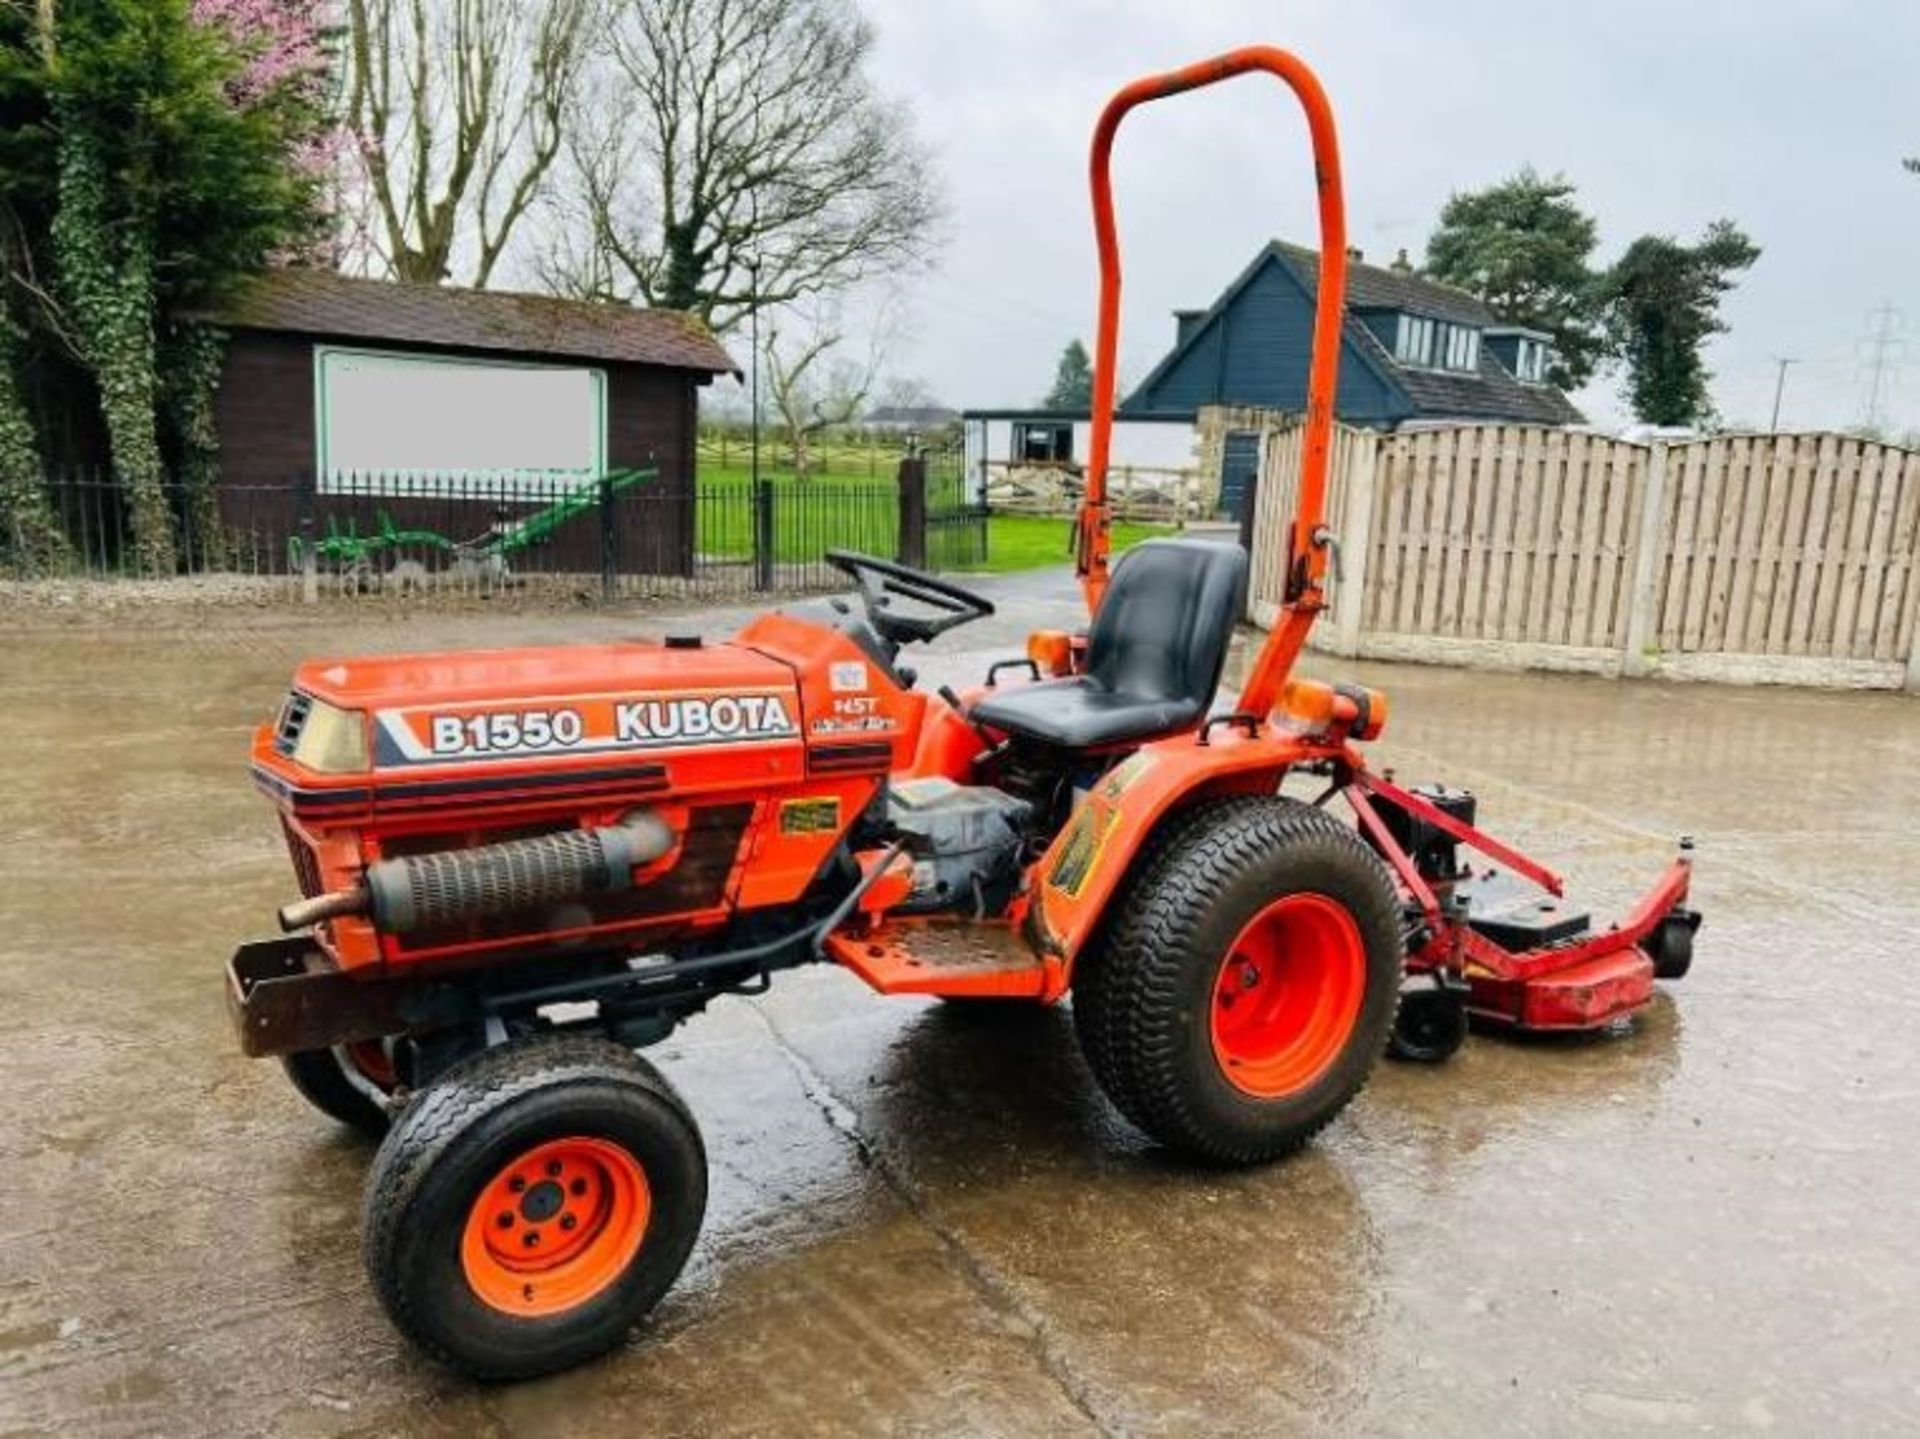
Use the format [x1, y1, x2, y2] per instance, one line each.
[229, 47, 1701, 1380]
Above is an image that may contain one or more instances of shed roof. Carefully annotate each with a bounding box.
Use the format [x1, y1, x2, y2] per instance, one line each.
[197, 269, 738, 375]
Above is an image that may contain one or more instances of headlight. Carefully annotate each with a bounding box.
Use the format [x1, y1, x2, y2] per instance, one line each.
[279, 692, 369, 773]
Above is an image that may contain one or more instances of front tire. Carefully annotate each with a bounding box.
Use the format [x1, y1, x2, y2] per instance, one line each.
[281, 1042, 396, 1139]
[362, 1034, 706, 1380]
[1073, 796, 1403, 1164]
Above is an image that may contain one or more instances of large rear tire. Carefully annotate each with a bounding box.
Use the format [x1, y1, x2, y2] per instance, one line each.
[362, 1034, 706, 1380]
[1072, 796, 1403, 1164]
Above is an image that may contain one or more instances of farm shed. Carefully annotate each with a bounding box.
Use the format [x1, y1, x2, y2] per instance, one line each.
[193, 270, 736, 576]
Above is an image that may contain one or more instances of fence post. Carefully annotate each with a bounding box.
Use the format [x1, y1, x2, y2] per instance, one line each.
[597, 473, 618, 602]
[897, 453, 927, 570]
[296, 470, 318, 605]
[1621, 441, 1669, 678]
[1331, 432, 1377, 658]
[752, 479, 776, 591]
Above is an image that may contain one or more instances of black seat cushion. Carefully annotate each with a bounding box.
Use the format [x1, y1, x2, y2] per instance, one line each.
[971, 539, 1249, 749]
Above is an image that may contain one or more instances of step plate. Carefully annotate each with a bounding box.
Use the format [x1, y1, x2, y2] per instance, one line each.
[826, 918, 1049, 998]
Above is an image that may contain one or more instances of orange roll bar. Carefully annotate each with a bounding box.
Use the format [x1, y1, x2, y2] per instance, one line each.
[1079, 46, 1349, 718]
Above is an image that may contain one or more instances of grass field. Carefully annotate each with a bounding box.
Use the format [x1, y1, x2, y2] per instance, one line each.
[690, 463, 1173, 572]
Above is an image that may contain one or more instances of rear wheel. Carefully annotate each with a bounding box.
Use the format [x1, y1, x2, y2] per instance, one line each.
[1073, 796, 1403, 1164]
[362, 1034, 706, 1380]
[281, 1041, 397, 1138]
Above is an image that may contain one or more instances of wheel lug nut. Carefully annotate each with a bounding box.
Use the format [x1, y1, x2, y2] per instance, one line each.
[569, 1178, 587, 1197]
[509, 1176, 527, 1193]
[523, 1232, 540, 1248]
[1239, 963, 1260, 989]
[546, 1160, 563, 1177]
[560, 1214, 577, 1231]
[497, 1212, 514, 1229]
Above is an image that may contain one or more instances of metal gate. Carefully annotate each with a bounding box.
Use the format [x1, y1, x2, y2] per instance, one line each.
[923, 445, 990, 572]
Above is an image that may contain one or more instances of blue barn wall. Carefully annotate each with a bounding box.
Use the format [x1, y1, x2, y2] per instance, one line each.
[1122, 256, 1408, 425]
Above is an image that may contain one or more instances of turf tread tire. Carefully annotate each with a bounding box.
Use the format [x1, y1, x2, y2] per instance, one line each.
[362, 1033, 705, 1381]
[1072, 795, 1403, 1165]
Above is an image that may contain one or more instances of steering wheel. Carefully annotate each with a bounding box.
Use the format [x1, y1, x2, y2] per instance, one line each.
[824, 550, 995, 645]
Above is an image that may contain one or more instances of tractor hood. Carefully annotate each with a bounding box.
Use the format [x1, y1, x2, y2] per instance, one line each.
[283, 640, 804, 774]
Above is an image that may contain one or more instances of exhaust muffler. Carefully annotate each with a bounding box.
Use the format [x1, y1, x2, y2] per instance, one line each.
[278, 813, 675, 935]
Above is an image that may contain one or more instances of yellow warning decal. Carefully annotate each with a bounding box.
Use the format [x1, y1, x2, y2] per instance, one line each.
[780, 796, 843, 836]
[1049, 802, 1117, 899]
[1098, 750, 1157, 802]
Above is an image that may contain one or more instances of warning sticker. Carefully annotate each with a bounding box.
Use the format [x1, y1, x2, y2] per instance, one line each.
[1048, 802, 1117, 899]
[779, 796, 843, 836]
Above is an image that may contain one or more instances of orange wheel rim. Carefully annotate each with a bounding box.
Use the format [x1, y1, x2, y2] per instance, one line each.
[460, 1137, 651, 1317]
[1209, 892, 1366, 1099]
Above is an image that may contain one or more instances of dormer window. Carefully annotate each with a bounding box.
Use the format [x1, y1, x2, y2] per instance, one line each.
[1513, 337, 1548, 385]
[1442, 324, 1480, 372]
[1394, 314, 1479, 373]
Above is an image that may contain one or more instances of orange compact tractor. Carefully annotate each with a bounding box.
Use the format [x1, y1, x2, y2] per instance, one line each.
[230, 48, 1700, 1380]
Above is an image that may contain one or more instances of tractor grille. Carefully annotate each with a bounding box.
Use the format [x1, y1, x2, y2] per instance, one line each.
[281, 817, 324, 898]
[273, 692, 314, 757]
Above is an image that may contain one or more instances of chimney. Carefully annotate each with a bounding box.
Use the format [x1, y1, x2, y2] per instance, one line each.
[1390, 248, 1413, 274]
[1346, 246, 1364, 265]
[1174, 308, 1206, 346]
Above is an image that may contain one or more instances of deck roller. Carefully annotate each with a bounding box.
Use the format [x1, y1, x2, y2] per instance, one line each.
[277, 813, 674, 935]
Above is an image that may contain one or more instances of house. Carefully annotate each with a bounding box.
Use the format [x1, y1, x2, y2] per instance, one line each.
[964, 241, 1581, 518]
[193, 269, 736, 573]
[1122, 241, 1584, 428]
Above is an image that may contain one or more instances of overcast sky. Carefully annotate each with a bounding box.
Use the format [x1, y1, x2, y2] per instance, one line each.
[841, 0, 1917, 432]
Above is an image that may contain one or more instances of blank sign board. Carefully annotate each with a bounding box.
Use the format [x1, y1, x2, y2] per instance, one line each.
[317, 348, 607, 492]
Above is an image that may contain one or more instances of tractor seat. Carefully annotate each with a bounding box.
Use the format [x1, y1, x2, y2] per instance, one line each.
[970, 539, 1249, 750]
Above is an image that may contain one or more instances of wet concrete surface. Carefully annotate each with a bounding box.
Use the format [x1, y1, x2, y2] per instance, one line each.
[2, 569, 1917, 1435]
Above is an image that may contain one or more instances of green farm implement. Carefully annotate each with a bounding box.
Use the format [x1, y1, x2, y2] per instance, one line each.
[288, 469, 658, 588]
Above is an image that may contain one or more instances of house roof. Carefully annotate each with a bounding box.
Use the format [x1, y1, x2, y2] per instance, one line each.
[1269, 241, 1496, 325]
[1124, 240, 1584, 427]
[1347, 322, 1585, 426]
[197, 269, 738, 374]
[864, 405, 959, 427]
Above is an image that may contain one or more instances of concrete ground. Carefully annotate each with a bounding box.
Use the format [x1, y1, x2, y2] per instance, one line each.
[2, 569, 1917, 1436]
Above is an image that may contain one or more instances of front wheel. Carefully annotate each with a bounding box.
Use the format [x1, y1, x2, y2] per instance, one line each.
[1072, 796, 1404, 1164]
[362, 1034, 706, 1380]
[281, 1041, 397, 1138]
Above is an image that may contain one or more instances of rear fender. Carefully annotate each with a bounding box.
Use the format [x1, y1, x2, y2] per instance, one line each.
[1026, 729, 1325, 990]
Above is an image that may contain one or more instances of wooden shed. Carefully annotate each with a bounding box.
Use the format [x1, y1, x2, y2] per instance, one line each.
[195, 270, 737, 576]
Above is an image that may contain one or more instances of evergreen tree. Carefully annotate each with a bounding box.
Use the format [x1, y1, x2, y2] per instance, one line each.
[1597, 221, 1760, 427]
[1424, 168, 1605, 389]
[1044, 339, 1093, 410]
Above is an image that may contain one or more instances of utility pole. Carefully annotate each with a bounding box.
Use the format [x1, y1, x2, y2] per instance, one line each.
[748, 189, 762, 494]
[749, 260, 761, 493]
[1769, 357, 1797, 432]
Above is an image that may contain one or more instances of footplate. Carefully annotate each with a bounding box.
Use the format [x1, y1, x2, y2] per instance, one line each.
[825, 918, 1050, 998]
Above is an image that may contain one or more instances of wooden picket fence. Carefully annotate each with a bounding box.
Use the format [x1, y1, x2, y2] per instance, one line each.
[1246, 422, 1920, 691]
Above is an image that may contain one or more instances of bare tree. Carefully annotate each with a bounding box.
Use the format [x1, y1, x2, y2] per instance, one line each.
[544, 0, 941, 330]
[764, 306, 884, 473]
[343, 0, 596, 286]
